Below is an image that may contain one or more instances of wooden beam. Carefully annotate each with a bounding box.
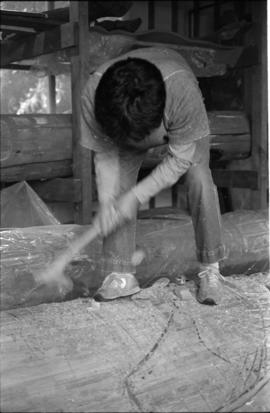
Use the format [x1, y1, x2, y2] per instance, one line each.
[48, 74, 56, 113]
[86, 27, 244, 78]
[171, 1, 178, 32]
[207, 111, 250, 134]
[174, 170, 258, 189]
[211, 169, 258, 189]
[0, 112, 252, 183]
[1, 63, 32, 70]
[0, 21, 77, 67]
[0, 161, 72, 182]
[47, 1, 57, 114]
[70, 1, 93, 224]
[0, 115, 72, 168]
[148, 1, 155, 30]
[249, 2, 268, 208]
[31, 178, 82, 203]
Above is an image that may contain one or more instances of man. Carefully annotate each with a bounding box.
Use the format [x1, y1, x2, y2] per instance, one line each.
[81, 47, 226, 305]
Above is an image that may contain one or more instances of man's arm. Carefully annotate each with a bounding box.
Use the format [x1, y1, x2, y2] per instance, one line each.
[132, 142, 196, 205]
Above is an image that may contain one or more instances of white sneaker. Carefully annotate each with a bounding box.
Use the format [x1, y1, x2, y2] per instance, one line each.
[94, 272, 140, 301]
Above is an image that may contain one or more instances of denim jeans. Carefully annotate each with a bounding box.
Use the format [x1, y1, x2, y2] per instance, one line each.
[94, 136, 225, 278]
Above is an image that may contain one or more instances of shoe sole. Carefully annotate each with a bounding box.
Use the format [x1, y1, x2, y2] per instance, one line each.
[94, 286, 141, 301]
[197, 296, 218, 305]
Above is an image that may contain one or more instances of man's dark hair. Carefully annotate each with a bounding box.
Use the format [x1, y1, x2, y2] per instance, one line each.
[94, 57, 166, 147]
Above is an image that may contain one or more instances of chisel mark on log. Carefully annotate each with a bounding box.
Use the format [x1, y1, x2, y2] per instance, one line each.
[124, 310, 174, 411]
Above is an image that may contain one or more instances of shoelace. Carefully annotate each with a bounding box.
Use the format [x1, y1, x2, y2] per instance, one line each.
[198, 268, 225, 286]
[198, 270, 249, 302]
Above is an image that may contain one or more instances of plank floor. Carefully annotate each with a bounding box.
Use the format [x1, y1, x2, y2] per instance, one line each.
[1, 272, 269, 412]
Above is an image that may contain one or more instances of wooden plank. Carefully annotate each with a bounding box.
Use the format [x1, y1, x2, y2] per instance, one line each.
[0, 111, 250, 169]
[70, 2, 93, 224]
[174, 170, 258, 189]
[0, 22, 77, 67]
[0, 111, 251, 185]
[142, 133, 251, 169]
[211, 169, 258, 189]
[0, 161, 72, 182]
[0, 9, 63, 31]
[207, 111, 250, 134]
[30, 178, 82, 202]
[210, 133, 251, 161]
[0, 115, 72, 167]
[2, 63, 32, 70]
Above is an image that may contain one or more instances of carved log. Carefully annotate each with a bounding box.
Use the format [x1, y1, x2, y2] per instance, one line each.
[0, 209, 268, 311]
[0, 112, 250, 182]
[0, 272, 269, 413]
[0, 115, 72, 168]
[84, 27, 244, 78]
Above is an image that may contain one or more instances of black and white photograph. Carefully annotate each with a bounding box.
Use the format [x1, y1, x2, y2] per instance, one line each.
[0, 1, 269, 412]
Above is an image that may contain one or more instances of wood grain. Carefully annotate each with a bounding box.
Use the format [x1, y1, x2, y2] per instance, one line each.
[0, 111, 251, 181]
[0, 273, 269, 412]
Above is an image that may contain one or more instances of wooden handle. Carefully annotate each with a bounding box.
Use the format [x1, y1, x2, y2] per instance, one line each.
[34, 223, 101, 286]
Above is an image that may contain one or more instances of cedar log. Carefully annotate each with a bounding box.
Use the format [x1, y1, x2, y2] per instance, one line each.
[1, 23, 248, 76]
[0, 112, 251, 183]
[0, 273, 269, 412]
[0, 209, 268, 311]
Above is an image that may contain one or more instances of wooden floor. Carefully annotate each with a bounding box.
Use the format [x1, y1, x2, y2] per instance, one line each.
[1, 272, 270, 412]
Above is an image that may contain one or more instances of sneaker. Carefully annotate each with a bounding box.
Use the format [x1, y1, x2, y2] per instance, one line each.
[94, 272, 141, 301]
[196, 268, 225, 305]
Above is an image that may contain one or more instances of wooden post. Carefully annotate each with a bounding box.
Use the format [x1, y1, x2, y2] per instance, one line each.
[171, 0, 178, 33]
[243, 0, 268, 209]
[48, 74, 56, 113]
[47, 1, 56, 114]
[70, 1, 93, 224]
[250, 0, 268, 209]
[148, 0, 155, 30]
[192, 1, 200, 38]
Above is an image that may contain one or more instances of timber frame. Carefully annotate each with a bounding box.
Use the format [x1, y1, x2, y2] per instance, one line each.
[1, 2, 93, 224]
[0, 1, 268, 223]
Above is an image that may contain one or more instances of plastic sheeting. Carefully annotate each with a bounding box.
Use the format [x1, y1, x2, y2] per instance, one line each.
[0, 209, 269, 310]
[0, 181, 60, 228]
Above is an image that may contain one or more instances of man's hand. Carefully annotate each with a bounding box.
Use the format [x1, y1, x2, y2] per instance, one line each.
[94, 190, 140, 237]
[117, 190, 140, 221]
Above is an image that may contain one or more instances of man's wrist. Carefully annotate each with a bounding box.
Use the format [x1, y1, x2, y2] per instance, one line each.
[131, 187, 143, 206]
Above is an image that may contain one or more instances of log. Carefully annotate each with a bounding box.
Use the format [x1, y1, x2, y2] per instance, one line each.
[1, 21, 244, 76]
[1, 272, 269, 412]
[0, 114, 72, 168]
[85, 27, 245, 78]
[30, 178, 82, 203]
[0, 112, 251, 182]
[0, 209, 268, 311]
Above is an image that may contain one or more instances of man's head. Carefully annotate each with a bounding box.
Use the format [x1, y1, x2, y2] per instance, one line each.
[94, 57, 166, 148]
